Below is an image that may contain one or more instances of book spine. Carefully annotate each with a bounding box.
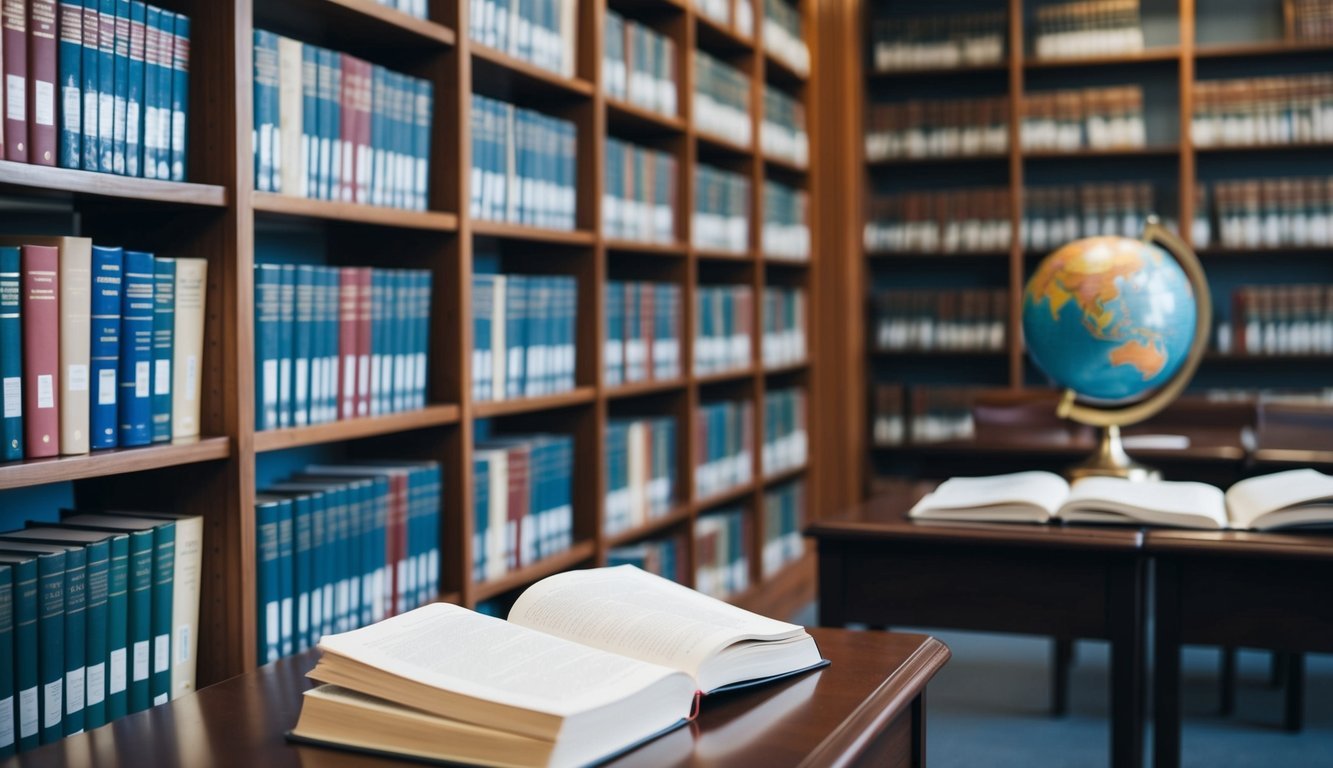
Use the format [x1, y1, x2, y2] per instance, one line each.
[0, 566, 13, 757]
[0, 247, 22, 462]
[169, 257, 204, 439]
[94, 0, 111, 172]
[110, 0, 125, 173]
[368, 269, 384, 416]
[291, 496, 311, 651]
[137, 2, 154, 176]
[353, 58, 371, 204]
[275, 264, 293, 429]
[26, 0, 58, 166]
[80, 540, 108, 729]
[34, 552, 63, 743]
[79, 0, 96, 170]
[355, 267, 371, 418]
[413, 77, 431, 211]
[148, 3, 167, 179]
[123, 0, 141, 176]
[20, 245, 58, 457]
[328, 48, 342, 202]
[167, 10, 184, 180]
[125, 530, 151, 713]
[251, 30, 274, 193]
[308, 266, 327, 425]
[148, 522, 173, 706]
[315, 46, 332, 200]
[253, 263, 279, 431]
[338, 53, 354, 202]
[309, 492, 328, 637]
[337, 268, 357, 420]
[149, 255, 173, 442]
[291, 265, 313, 427]
[9, 559, 38, 751]
[117, 250, 153, 446]
[58, 237, 91, 455]
[275, 498, 293, 657]
[390, 270, 407, 412]
[299, 42, 317, 198]
[60, 548, 85, 736]
[56, 0, 79, 167]
[319, 266, 337, 424]
[254, 499, 278, 663]
[3, 0, 29, 161]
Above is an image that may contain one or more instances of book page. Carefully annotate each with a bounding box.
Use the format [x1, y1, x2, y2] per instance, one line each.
[508, 566, 805, 680]
[910, 471, 1069, 520]
[316, 602, 682, 717]
[1226, 469, 1333, 529]
[1063, 477, 1227, 528]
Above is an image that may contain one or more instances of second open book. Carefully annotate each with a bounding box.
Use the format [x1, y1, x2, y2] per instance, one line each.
[908, 468, 1333, 530]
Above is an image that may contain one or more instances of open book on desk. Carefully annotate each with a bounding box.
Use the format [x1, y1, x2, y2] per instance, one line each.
[909, 469, 1333, 530]
[289, 565, 827, 768]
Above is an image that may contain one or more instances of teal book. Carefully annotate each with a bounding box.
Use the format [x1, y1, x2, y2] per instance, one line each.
[10, 548, 65, 743]
[298, 474, 374, 627]
[150, 7, 172, 180]
[96, 0, 117, 173]
[124, 1, 146, 177]
[112, 0, 130, 174]
[288, 493, 314, 651]
[58, 0, 84, 169]
[150, 256, 175, 442]
[141, 5, 162, 178]
[253, 495, 283, 663]
[264, 487, 326, 645]
[276, 264, 294, 429]
[0, 555, 39, 751]
[168, 12, 189, 182]
[118, 250, 155, 446]
[275, 498, 294, 657]
[0, 565, 11, 756]
[81, 0, 100, 172]
[0, 247, 22, 461]
[145, 521, 175, 706]
[268, 482, 345, 634]
[292, 265, 315, 427]
[254, 263, 281, 431]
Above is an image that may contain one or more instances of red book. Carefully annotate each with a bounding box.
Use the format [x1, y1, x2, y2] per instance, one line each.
[387, 470, 407, 616]
[21, 244, 58, 457]
[3, 0, 29, 161]
[26, 0, 55, 165]
[506, 444, 528, 570]
[337, 267, 358, 420]
[640, 282, 654, 379]
[355, 267, 371, 417]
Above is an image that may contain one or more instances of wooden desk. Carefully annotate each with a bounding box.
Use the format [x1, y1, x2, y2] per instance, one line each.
[9, 627, 950, 768]
[1148, 530, 1333, 768]
[808, 488, 1147, 768]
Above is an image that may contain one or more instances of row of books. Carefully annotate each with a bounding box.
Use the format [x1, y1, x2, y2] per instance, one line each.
[761, 0, 809, 75]
[1021, 182, 1161, 253]
[607, 534, 686, 584]
[762, 479, 804, 577]
[603, 12, 677, 118]
[1021, 86, 1147, 152]
[1032, 0, 1144, 60]
[371, 0, 427, 19]
[604, 416, 676, 537]
[694, 165, 751, 253]
[1192, 74, 1333, 148]
[695, 284, 753, 375]
[467, 0, 576, 77]
[0, 240, 205, 461]
[874, 290, 1009, 353]
[470, 94, 577, 230]
[872, 383, 980, 446]
[252, 32, 433, 211]
[695, 507, 749, 599]
[696, 0, 754, 40]
[1, 1, 189, 180]
[762, 386, 807, 476]
[865, 96, 1009, 161]
[603, 138, 677, 244]
[870, 12, 1006, 72]
[1291, 0, 1333, 41]
[1203, 177, 1333, 250]
[864, 188, 1012, 254]
[1215, 285, 1333, 357]
[694, 51, 751, 147]
[253, 264, 432, 432]
[761, 287, 806, 368]
[0, 510, 201, 755]
[471, 274, 577, 403]
[256, 462, 442, 662]
[695, 399, 753, 499]
[761, 180, 809, 260]
[604, 280, 681, 387]
[761, 84, 808, 168]
[473, 434, 574, 583]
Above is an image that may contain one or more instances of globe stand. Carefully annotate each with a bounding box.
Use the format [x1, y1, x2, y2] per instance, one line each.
[1065, 425, 1161, 482]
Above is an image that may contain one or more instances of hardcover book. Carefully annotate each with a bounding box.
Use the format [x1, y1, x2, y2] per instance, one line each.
[89, 245, 121, 449]
[117, 249, 153, 447]
[19, 245, 59, 458]
[170, 257, 205, 440]
[0, 246, 22, 461]
[3, 0, 29, 161]
[149, 256, 173, 442]
[0, 553, 40, 751]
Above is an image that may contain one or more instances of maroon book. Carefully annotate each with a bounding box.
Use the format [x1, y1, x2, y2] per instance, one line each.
[21, 244, 59, 457]
[640, 282, 654, 378]
[354, 267, 371, 418]
[27, 0, 56, 165]
[3, 0, 29, 161]
[507, 444, 529, 570]
[337, 267, 358, 420]
[386, 470, 407, 615]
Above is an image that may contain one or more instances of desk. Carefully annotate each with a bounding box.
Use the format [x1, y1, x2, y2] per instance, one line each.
[808, 488, 1147, 768]
[9, 627, 950, 768]
[1149, 530, 1333, 768]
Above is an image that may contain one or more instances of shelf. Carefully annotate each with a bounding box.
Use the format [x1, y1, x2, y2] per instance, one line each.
[868, 61, 1008, 79]
[1195, 142, 1333, 155]
[871, 348, 1008, 359]
[693, 481, 757, 511]
[1199, 245, 1333, 257]
[472, 387, 597, 418]
[606, 98, 687, 136]
[474, 540, 597, 600]
[763, 255, 812, 267]
[762, 153, 809, 175]
[470, 44, 594, 101]
[731, 547, 815, 619]
[605, 504, 694, 548]
[255, 0, 456, 50]
[867, 249, 1009, 260]
[1025, 145, 1179, 159]
[1194, 40, 1333, 60]
[1024, 47, 1180, 69]
[695, 130, 755, 159]
[253, 405, 462, 453]
[606, 378, 688, 399]
[695, 366, 758, 385]
[471, 220, 597, 245]
[1205, 353, 1333, 364]
[763, 463, 808, 486]
[252, 192, 459, 232]
[694, 14, 754, 54]
[763, 360, 810, 375]
[0, 161, 227, 207]
[867, 153, 1008, 168]
[605, 239, 688, 257]
[695, 247, 754, 262]
[0, 437, 231, 491]
[763, 49, 809, 85]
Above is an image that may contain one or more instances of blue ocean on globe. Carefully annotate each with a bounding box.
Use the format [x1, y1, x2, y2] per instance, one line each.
[1022, 237, 1197, 403]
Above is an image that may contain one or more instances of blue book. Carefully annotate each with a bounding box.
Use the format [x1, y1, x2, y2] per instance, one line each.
[253, 263, 280, 431]
[252, 30, 280, 193]
[301, 45, 319, 199]
[90, 246, 122, 450]
[275, 497, 294, 656]
[150, 256, 174, 443]
[370, 66, 387, 207]
[292, 265, 315, 427]
[391, 271, 408, 412]
[0, 554, 39, 751]
[472, 275, 491, 400]
[0, 565, 12, 758]
[316, 267, 335, 424]
[505, 276, 526, 399]
[152, 8, 173, 180]
[140, 4, 161, 178]
[24, 548, 65, 742]
[315, 47, 334, 200]
[0, 247, 22, 462]
[413, 78, 432, 211]
[125, 1, 145, 177]
[118, 250, 154, 446]
[276, 264, 294, 429]
[288, 493, 313, 651]
[168, 12, 189, 181]
[97, 0, 116, 173]
[253, 496, 283, 663]
[80, 0, 100, 171]
[112, 0, 130, 174]
[415, 270, 430, 409]
[58, 1, 84, 168]
[308, 266, 327, 425]
[368, 270, 385, 415]
[328, 54, 343, 202]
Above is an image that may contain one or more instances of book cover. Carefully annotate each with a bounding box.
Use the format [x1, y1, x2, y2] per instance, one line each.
[167, 10, 185, 180]
[79, 0, 97, 170]
[89, 245, 120, 449]
[2, 0, 29, 161]
[274, 498, 294, 656]
[149, 256, 173, 442]
[0, 246, 22, 461]
[315, 45, 333, 200]
[0, 565, 13, 757]
[252, 29, 278, 193]
[139, 3, 158, 177]
[169, 257, 204, 439]
[291, 264, 313, 426]
[276, 263, 293, 429]
[95, 0, 112, 172]
[56, 544, 86, 736]
[149, 3, 168, 179]
[110, 0, 126, 173]
[19, 245, 58, 457]
[297, 40, 316, 198]
[253, 263, 279, 431]
[0, 554, 39, 751]
[145, 520, 173, 706]
[31, 548, 64, 742]
[123, 0, 142, 176]
[117, 250, 153, 446]
[56, 0, 80, 168]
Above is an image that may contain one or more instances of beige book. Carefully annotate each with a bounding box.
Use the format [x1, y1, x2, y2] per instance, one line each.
[171, 258, 207, 439]
[0, 236, 92, 454]
[277, 36, 304, 197]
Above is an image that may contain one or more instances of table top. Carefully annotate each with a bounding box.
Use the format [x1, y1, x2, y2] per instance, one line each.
[1145, 528, 1333, 560]
[9, 627, 950, 768]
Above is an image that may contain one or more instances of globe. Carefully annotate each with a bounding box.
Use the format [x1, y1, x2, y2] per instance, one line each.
[1023, 235, 1199, 404]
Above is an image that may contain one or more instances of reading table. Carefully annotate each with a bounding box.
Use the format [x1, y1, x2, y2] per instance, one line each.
[7, 627, 950, 767]
[808, 487, 1147, 768]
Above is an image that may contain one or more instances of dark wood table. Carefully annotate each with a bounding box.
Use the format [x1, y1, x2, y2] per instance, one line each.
[808, 488, 1147, 768]
[8, 627, 950, 768]
[1148, 529, 1333, 768]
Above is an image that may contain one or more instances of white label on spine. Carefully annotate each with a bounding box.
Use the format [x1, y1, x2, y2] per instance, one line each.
[86, 664, 106, 705]
[66, 669, 85, 714]
[98, 369, 116, 404]
[37, 374, 54, 409]
[154, 693, 168, 706]
[68, 364, 89, 392]
[135, 360, 150, 398]
[43, 680, 62, 728]
[133, 640, 150, 682]
[0, 696, 12, 747]
[154, 634, 170, 673]
[176, 625, 190, 664]
[154, 359, 170, 395]
[63, 85, 80, 130]
[3, 377, 19, 417]
[6, 76, 26, 120]
[109, 648, 127, 693]
[18, 687, 37, 738]
[127, 102, 140, 144]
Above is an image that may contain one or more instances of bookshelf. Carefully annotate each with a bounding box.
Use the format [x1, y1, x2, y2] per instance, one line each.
[0, 0, 820, 691]
[838, 0, 1333, 491]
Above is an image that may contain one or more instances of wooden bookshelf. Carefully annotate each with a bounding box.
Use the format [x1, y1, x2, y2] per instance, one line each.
[0, 439, 232, 491]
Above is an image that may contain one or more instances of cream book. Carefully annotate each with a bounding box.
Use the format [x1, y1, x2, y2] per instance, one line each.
[170, 258, 207, 439]
[290, 566, 827, 768]
[909, 469, 1333, 530]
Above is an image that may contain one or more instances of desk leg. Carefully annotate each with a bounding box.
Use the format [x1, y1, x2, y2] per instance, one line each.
[1109, 559, 1145, 768]
[1219, 647, 1236, 717]
[1284, 654, 1305, 733]
[1153, 559, 1183, 768]
[817, 544, 847, 628]
[1052, 637, 1072, 717]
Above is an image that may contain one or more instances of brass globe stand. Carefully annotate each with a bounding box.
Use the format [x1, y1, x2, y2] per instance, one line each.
[1054, 217, 1212, 482]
